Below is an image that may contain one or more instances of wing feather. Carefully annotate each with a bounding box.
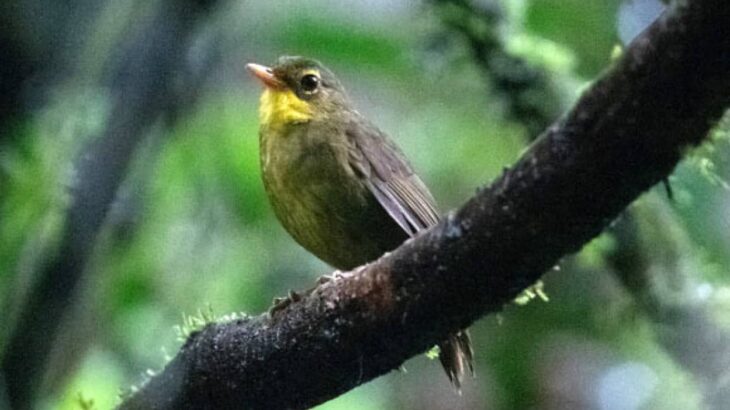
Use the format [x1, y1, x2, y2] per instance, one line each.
[347, 119, 440, 236]
[347, 118, 473, 385]
[364, 179, 417, 235]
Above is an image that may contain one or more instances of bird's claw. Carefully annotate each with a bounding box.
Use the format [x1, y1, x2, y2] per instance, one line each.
[268, 290, 303, 317]
[270, 267, 367, 317]
[316, 270, 347, 284]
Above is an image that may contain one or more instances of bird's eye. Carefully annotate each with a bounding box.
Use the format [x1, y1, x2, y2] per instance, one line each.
[300, 74, 320, 93]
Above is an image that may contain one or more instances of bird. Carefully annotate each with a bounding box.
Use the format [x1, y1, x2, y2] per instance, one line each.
[247, 56, 473, 388]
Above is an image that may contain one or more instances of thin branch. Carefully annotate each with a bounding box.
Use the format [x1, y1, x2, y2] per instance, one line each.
[0, 1, 217, 408]
[431, 0, 565, 137]
[120, 1, 730, 409]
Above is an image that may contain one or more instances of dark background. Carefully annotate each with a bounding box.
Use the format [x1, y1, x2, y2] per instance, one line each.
[1, 0, 729, 409]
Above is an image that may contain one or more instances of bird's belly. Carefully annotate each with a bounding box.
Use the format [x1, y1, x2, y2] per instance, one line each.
[263, 150, 405, 269]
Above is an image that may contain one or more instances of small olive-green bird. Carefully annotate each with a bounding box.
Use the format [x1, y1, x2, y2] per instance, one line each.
[247, 56, 473, 387]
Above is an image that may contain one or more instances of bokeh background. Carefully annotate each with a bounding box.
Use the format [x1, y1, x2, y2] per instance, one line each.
[1, 0, 729, 409]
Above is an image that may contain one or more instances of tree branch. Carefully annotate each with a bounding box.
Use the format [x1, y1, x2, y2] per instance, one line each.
[120, 1, 730, 408]
[431, 0, 565, 138]
[435, 2, 730, 406]
[0, 1, 217, 408]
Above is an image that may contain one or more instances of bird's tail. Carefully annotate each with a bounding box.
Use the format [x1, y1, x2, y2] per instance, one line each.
[438, 329, 474, 390]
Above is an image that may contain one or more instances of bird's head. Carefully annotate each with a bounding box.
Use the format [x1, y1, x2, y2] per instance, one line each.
[247, 56, 348, 129]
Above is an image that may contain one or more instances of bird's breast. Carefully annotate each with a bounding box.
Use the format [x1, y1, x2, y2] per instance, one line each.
[259, 126, 395, 268]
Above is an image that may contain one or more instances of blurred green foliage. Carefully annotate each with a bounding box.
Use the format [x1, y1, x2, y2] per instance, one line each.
[1, 1, 729, 409]
[525, 0, 621, 76]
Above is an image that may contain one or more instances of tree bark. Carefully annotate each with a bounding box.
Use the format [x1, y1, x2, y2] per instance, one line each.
[119, 1, 730, 409]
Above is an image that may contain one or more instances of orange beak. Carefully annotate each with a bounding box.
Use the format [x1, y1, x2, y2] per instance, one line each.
[246, 63, 285, 89]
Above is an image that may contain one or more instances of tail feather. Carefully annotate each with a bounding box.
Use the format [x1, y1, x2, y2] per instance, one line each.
[438, 329, 474, 390]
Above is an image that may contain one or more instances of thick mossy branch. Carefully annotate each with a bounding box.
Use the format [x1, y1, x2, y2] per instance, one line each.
[120, 1, 730, 409]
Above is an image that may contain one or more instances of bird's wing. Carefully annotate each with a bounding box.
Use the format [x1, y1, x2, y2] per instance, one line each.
[347, 120, 440, 237]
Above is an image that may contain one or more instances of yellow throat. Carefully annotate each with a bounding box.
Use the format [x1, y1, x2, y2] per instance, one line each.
[259, 89, 312, 129]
